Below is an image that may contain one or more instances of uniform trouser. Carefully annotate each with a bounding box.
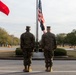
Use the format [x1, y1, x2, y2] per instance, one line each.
[44, 50, 54, 68]
[23, 48, 33, 66]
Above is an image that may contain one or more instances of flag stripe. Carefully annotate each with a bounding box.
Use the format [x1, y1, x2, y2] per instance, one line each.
[38, 0, 45, 31]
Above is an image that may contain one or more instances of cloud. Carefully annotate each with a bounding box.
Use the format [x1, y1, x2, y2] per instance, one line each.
[42, 0, 76, 24]
[0, 0, 76, 40]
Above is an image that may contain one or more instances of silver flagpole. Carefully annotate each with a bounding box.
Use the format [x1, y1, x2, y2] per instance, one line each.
[36, 0, 39, 52]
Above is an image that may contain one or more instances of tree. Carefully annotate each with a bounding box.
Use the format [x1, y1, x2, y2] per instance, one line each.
[0, 27, 9, 46]
[0, 27, 19, 46]
[66, 29, 76, 49]
[56, 33, 66, 46]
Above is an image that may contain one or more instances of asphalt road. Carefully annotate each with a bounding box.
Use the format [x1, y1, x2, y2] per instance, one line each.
[0, 60, 76, 75]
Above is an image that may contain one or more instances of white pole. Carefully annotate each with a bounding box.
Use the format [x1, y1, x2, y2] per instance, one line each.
[36, 0, 38, 42]
[36, 0, 39, 51]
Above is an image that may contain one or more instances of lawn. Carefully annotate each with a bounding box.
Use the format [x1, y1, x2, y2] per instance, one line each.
[0, 50, 15, 58]
[67, 50, 76, 57]
[0, 46, 76, 58]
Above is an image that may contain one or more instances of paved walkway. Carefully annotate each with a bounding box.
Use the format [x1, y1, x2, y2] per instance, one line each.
[0, 60, 76, 75]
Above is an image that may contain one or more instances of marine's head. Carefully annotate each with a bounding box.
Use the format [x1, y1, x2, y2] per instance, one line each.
[47, 26, 51, 32]
[26, 26, 30, 31]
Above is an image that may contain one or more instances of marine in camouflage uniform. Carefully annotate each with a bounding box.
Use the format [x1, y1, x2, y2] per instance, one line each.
[20, 26, 35, 72]
[41, 26, 57, 72]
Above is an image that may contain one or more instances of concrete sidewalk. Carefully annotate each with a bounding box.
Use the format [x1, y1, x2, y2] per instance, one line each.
[0, 60, 76, 75]
[0, 56, 76, 60]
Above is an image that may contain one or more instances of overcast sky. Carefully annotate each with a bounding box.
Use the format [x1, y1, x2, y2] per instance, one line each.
[0, 0, 76, 40]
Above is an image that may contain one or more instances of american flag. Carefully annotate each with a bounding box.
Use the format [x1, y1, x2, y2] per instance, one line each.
[38, 0, 46, 33]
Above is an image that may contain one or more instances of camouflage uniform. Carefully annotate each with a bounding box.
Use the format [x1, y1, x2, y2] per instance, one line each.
[41, 26, 56, 71]
[20, 26, 35, 72]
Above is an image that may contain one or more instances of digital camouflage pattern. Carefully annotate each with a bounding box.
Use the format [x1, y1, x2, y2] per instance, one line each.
[41, 32, 56, 68]
[20, 31, 35, 66]
[20, 32, 35, 49]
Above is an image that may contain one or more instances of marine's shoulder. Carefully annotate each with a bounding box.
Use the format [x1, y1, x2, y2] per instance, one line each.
[50, 32, 56, 37]
[29, 32, 34, 35]
[27, 32, 34, 38]
[50, 32, 55, 35]
[46, 32, 55, 36]
[42, 33, 46, 36]
[21, 32, 25, 36]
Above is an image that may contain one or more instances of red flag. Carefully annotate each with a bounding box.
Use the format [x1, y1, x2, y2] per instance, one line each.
[38, 0, 46, 33]
[0, 1, 10, 15]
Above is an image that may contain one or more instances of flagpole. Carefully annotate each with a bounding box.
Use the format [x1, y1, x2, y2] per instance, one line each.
[36, 0, 39, 52]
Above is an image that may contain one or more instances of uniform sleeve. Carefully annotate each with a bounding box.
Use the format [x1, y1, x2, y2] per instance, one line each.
[53, 34, 57, 50]
[41, 34, 45, 49]
[20, 34, 24, 50]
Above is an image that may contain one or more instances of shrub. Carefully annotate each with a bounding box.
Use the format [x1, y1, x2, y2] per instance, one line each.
[15, 48, 23, 56]
[39, 48, 43, 52]
[54, 48, 67, 56]
[15, 47, 67, 56]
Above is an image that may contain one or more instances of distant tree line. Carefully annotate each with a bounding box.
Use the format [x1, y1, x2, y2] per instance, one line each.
[0, 27, 76, 48]
[0, 27, 19, 47]
[56, 29, 76, 48]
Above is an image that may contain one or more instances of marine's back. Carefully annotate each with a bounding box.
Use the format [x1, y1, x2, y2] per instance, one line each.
[42, 32, 56, 50]
[21, 32, 34, 48]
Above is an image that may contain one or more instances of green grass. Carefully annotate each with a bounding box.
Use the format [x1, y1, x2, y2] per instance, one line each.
[57, 46, 76, 57]
[67, 50, 76, 57]
[0, 50, 15, 58]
